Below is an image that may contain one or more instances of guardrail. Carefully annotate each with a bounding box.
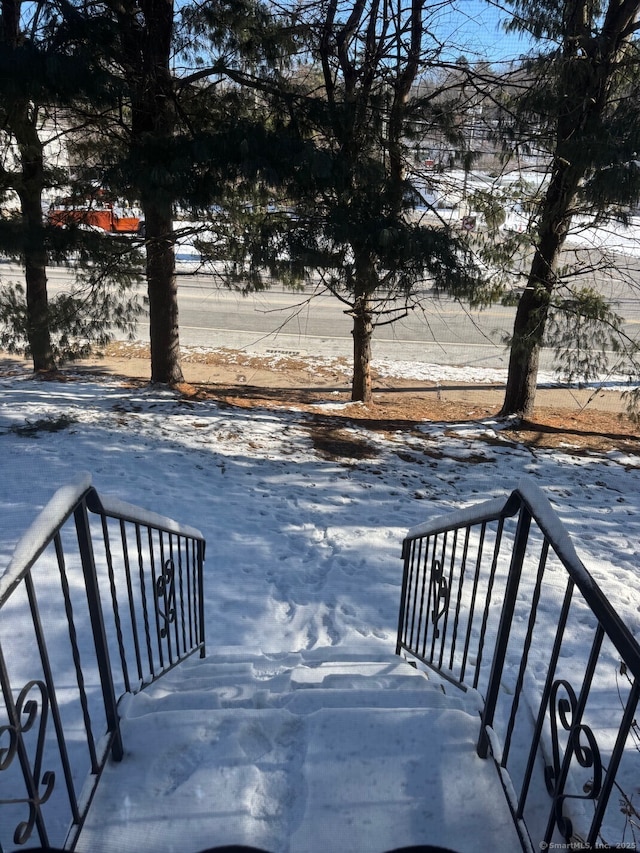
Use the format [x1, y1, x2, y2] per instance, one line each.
[397, 480, 640, 851]
[0, 474, 206, 851]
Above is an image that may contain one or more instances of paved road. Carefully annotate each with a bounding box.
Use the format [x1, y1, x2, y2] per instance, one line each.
[35, 265, 517, 368]
[9, 263, 640, 372]
[165, 280, 519, 369]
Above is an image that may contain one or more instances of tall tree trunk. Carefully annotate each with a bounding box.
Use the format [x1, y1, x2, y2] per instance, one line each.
[500, 0, 638, 415]
[500, 179, 580, 415]
[500, 274, 549, 417]
[119, 0, 183, 385]
[351, 296, 373, 402]
[142, 0, 182, 385]
[500, 160, 582, 416]
[144, 200, 183, 384]
[23, 227, 54, 372]
[5, 0, 55, 373]
[17, 135, 55, 372]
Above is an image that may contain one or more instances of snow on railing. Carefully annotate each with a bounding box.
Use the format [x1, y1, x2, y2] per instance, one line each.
[0, 475, 206, 851]
[397, 479, 640, 852]
[0, 473, 93, 604]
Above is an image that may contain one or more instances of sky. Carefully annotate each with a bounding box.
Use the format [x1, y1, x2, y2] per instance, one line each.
[430, 0, 534, 64]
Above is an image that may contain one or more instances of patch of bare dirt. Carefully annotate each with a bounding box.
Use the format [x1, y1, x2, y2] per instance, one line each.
[499, 411, 640, 458]
[308, 424, 379, 461]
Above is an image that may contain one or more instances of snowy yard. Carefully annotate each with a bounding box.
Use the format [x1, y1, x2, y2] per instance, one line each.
[1, 355, 639, 851]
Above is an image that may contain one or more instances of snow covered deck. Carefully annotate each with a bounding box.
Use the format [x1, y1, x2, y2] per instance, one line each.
[75, 650, 521, 853]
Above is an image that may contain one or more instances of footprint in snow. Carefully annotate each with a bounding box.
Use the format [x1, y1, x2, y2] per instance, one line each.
[238, 721, 273, 762]
[151, 741, 203, 797]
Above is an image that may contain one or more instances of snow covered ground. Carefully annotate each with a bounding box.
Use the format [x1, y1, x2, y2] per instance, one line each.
[1, 356, 640, 851]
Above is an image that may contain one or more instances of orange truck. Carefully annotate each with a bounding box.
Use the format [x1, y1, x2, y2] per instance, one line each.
[48, 202, 143, 234]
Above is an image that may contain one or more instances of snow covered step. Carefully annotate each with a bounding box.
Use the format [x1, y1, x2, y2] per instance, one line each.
[119, 684, 262, 715]
[288, 706, 521, 853]
[77, 703, 521, 853]
[121, 653, 462, 716]
[135, 650, 442, 696]
[77, 652, 512, 853]
[197, 646, 430, 673]
[273, 685, 466, 714]
[121, 681, 463, 717]
[288, 659, 435, 688]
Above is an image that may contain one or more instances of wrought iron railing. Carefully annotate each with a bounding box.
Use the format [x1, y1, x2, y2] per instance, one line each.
[397, 480, 640, 852]
[0, 474, 206, 851]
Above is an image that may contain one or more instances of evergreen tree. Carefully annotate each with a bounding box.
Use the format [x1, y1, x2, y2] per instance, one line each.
[0, 0, 142, 371]
[73, 0, 276, 386]
[497, 0, 640, 416]
[1, 0, 61, 371]
[100, 0, 185, 385]
[193, 0, 485, 403]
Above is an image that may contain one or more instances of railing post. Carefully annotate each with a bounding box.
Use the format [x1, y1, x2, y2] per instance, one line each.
[198, 540, 206, 658]
[74, 502, 124, 762]
[477, 502, 531, 759]
[396, 539, 411, 656]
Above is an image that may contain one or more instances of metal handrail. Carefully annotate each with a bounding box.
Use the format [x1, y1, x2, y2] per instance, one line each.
[0, 475, 206, 851]
[0, 475, 94, 606]
[397, 479, 640, 851]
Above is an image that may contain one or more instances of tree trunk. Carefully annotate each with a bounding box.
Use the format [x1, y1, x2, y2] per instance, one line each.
[4, 0, 55, 373]
[500, 162, 580, 416]
[24, 246, 54, 373]
[500, 197, 568, 416]
[18, 152, 55, 373]
[500, 0, 638, 415]
[142, 0, 182, 385]
[500, 281, 547, 417]
[351, 297, 373, 403]
[119, 0, 183, 385]
[144, 200, 183, 384]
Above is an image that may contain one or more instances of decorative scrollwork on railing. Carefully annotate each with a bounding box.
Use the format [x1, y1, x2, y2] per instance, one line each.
[0, 680, 55, 845]
[156, 558, 176, 639]
[430, 559, 450, 639]
[544, 679, 603, 841]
